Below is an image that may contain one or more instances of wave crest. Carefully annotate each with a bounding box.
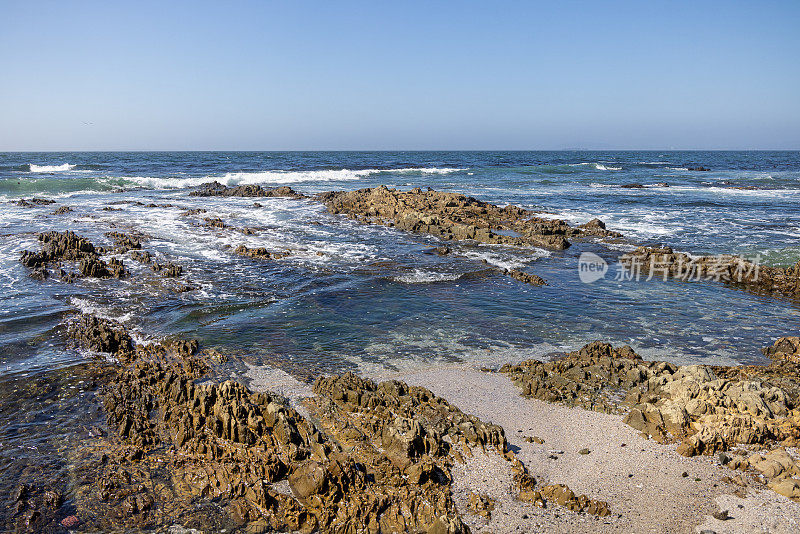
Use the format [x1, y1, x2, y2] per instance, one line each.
[28, 163, 77, 172]
[124, 167, 467, 189]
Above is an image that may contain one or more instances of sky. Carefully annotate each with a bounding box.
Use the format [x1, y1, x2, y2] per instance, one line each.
[1, 0, 799, 151]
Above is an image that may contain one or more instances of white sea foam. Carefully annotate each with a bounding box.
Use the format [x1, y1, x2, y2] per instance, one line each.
[28, 163, 76, 172]
[123, 167, 467, 190]
[70, 297, 133, 323]
[594, 164, 622, 171]
[393, 270, 462, 284]
[461, 247, 549, 271]
[571, 162, 622, 171]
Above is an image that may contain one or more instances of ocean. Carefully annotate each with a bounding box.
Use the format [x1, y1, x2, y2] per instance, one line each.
[3, 151, 800, 379]
[2, 150, 800, 512]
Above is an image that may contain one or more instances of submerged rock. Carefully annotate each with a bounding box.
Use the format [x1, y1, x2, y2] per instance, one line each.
[317, 186, 621, 250]
[504, 268, 547, 286]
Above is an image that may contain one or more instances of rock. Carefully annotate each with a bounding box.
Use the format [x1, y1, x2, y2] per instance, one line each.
[503, 338, 800, 502]
[152, 261, 183, 277]
[466, 492, 495, 519]
[20, 231, 126, 279]
[234, 245, 291, 260]
[504, 268, 547, 286]
[768, 478, 800, 500]
[204, 217, 226, 228]
[687, 166, 711, 171]
[130, 250, 152, 264]
[52, 205, 73, 215]
[578, 448, 590, 455]
[67, 314, 133, 355]
[15, 197, 56, 207]
[580, 218, 606, 230]
[317, 186, 621, 251]
[181, 208, 207, 216]
[620, 183, 644, 189]
[191, 181, 306, 199]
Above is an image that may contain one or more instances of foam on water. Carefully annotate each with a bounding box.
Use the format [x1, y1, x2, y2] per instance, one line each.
[28, 163, 76, 172]
[122, 167, 467, 190]
[393, 270, 462, 284]
[69, 297, 133, 324]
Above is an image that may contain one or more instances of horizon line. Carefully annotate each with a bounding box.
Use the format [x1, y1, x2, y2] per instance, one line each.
[2, 148, 800, 153]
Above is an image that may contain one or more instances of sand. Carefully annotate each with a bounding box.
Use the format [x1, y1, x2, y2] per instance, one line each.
[245, 362, 800, 533]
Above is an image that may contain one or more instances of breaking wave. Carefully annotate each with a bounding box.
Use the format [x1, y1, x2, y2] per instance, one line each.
[123, 167, 467, 189]
[28, 164, 77, 173]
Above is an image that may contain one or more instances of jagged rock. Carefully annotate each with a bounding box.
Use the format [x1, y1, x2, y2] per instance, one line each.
[204, 217, 226, 228]
[503, 339, 800, 502]
[181, 208, 207, 216]
[234, 245, 291, 260]
[67, 315, 133, 354]
[15, 198, 56, 207]
[191, 181, 305, 199]
[152, 261, 183, 277]
[20, 231, 125, 279]
[466, 492, 495, 519]
[105, 231, 144, 253]
[317, 186, 621, 250]
[60, 319, 614, 531]
[52, 205, 73, 215]
[130, 250, 152, 264]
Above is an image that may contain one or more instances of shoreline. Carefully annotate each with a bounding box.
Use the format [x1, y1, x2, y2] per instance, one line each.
[4, 179, 800, 532]
[248, 359, 800, 533]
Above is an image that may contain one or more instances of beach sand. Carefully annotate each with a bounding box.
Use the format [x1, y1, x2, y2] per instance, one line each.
[247, 362, 800, 533]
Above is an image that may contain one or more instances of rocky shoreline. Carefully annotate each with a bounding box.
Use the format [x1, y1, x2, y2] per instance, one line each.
[317, 186, 622, 251]
[7, 310, 800, 532]
[8, 315, 612, 533]
[7, 183, 800, 533]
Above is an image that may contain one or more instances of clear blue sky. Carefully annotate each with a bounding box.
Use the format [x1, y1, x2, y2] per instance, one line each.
[1, 0, 798, 150]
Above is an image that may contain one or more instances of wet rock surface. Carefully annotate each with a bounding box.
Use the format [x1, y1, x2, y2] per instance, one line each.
[67, 315, 134, 355]
[504, 268, 547, 286]
[15, 198, 56, 207]
[234, 245, 292, 260]
[502, 339, 800, 502]
[318, 186, 621, 250]
[191, 181, 306, 199]
[104, 231, 145, 253]
[19, 231, 126, 280]
[621, 245, 800, 299]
